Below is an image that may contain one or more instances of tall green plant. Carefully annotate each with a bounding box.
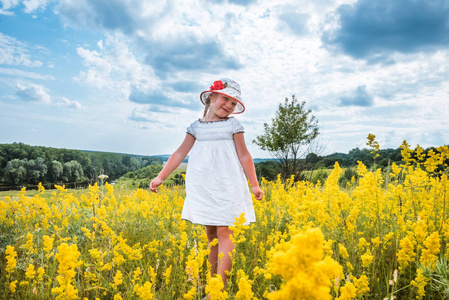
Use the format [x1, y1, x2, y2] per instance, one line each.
[253, 95, 319, 180]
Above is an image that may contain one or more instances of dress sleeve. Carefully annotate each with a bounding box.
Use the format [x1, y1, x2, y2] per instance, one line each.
[186, 122, 196, 138]
[232, 118, 245, 135]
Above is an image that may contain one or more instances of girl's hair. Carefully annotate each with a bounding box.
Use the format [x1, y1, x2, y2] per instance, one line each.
[203, 93, 216, 117]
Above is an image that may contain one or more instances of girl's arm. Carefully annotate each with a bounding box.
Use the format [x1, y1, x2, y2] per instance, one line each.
[150, 134, 196, 193]
[234, 132, 264, 200]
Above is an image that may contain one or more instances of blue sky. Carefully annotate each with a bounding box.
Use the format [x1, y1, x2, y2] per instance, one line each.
[1, 0, 448, 158]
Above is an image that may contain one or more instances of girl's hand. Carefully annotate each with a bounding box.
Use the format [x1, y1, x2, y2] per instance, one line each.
[150, 177, 163, 193]
[252, 186, 264, 200]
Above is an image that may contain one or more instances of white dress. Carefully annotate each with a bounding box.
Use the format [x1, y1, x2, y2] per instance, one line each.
[181, 117, 256, 226]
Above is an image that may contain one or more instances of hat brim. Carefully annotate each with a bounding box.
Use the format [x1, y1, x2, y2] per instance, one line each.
[200, 91, 245, 114]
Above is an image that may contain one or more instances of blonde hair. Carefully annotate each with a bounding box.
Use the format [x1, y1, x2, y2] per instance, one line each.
[203, 93, 217, 117]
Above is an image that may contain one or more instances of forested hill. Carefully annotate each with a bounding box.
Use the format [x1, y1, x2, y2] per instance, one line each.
[0, 143, 162, 188]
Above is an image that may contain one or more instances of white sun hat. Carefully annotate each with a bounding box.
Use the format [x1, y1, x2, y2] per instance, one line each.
[200, 78, 245, 114]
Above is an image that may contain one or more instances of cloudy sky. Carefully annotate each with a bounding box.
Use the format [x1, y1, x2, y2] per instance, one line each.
[1, 0, 448, 158]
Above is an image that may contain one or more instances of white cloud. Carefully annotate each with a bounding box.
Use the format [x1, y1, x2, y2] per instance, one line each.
[55, 0, 171, 34]
[75, 36, 156, 100]
[57, 97, 84, 109]
[0, 67, 54, 80]
[15, 83, 51, 104]
[0, 33, 43, 67]
[23, 0, 48, 12]
[0, 0, 20, 14]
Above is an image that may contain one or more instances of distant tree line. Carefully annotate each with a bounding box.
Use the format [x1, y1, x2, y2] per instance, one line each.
[0, 143, 162, 187]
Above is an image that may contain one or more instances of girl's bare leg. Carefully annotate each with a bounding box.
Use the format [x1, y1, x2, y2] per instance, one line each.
[206, 226, 218, 277]
[216, 226, 235, 287]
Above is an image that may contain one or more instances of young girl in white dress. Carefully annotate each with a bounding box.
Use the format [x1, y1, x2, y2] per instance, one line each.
[149, 78, 263, 290]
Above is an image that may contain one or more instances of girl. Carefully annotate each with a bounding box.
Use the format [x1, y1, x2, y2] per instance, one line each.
[149, 78, 263, 290]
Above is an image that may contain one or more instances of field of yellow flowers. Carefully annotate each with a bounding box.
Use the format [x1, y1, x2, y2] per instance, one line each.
[1, 142, 449, 299]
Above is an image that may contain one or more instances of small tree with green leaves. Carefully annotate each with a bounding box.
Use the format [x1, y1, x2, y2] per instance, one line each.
[253, 95, 319, 181]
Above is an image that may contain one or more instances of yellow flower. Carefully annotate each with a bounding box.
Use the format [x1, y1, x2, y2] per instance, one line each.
[25, 232, 35, 253]
[205, 275, 228, 300]
[164, 265, 172, 285]
[421, 232, 440, 268]
[101, 263, 112, 272]
[414, 219, 428, 247]
[5, 245, 17, 278]
[113, 270, 123, 288]
[38, 182, 45, 193]
[230, 213, 250, 244]
[148, 266, 157, 285]
[133, 267, 142, 282]
[20, 280, 29, 287]
[323, 239, 334, 256]
[235, 269, 255, 300]
[371, 237, 381, 248]
[209, 238, 219, 247]
[88, 248, 101, 261]
[267, 228, 342, 300]
[338, 243, 349, 260]
[397, 237, 416, 270]
[81, 227, 95, 241]
[43, 235, 55, 258]
[183, 286, 196, 300]
[9, 280, 18, 293]
[346, 262, 354, 273]
[390, 162, 401, 177]
[357, 237, 369, 250]
[114, 294, 123, 300]
[135, 281, 153, 300]
[411, 269, 429, 299]
[25, 264, 36, 280]
[383, 232, 394, 246]
[51, 243, 82, 300]
[361, 249, 374, 268]
[353, 275, 370, 296]
[336, 281, 356, 300]
[218, 251, 224, 263]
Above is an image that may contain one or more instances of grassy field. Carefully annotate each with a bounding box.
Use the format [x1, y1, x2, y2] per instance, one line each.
[1, 148, 449, 299]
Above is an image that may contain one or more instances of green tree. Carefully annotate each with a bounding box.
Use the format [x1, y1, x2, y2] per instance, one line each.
[25, 157, 48, 184]
[304, 152, 320, 181]
[255, 160, 280, 181]
[347, 148, 372, 167]
[71, 160, 84, 181]
[50, 160, 63, 182]
[4, 159, 27, 184]
[62, 160, 83, 182]
[253, 95, 319, 180]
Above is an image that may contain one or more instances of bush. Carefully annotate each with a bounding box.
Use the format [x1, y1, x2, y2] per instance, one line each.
[311, 169, 328, 184]
[138, 179, 150, 189]
[338, 168, 358, 187]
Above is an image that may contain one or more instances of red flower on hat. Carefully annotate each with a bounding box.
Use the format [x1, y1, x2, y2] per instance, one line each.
[210, 80, 226, 91]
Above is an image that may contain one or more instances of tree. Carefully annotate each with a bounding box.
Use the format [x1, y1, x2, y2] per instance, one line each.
[4, 159, 27, 184]
[50, 160, 63, 182]
[25, 157, 48, 184]
[253, 95, 319, 180]
[304, 152, 319, 181]
[255, 160, 279, 181]
[62, 160, 84, 182]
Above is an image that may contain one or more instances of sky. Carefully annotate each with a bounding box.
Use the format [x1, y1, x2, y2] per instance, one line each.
[1, 0, 449, 159]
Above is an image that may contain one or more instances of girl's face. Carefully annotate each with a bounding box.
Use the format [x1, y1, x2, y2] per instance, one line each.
[210, 93, 238, 117]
